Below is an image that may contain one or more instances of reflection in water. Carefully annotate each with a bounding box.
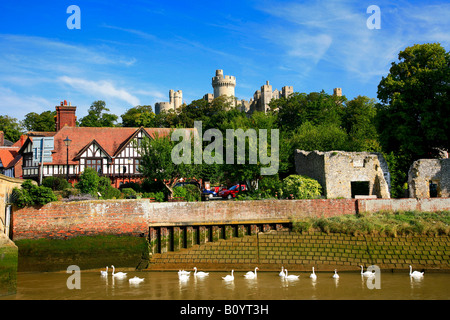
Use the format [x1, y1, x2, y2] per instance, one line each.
[1, 271, 449, 300]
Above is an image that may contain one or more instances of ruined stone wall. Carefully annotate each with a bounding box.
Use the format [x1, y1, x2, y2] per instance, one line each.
[408, 158, 450, 198]
[295, 150, 390, 199]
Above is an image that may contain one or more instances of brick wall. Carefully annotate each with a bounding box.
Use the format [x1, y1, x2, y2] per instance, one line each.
[11, 198, 450, 240]
[146, 231, 450, 271]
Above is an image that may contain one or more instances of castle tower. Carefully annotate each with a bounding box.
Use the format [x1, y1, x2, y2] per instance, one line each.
[260, 81, 273, 112]
[333, 88, 342, 97]
[281, 86, 294, 99]
[155, 89, 182, 114]
[212, 69, 236, 99]
[55, 100, 77, 131]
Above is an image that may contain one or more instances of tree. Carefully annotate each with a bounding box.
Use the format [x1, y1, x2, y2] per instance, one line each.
[22, 110, 56, 132]
[0, 115, 22, 142]
[121, 105, 156, 127]
[271, 91, 346, 132]
[377, 43, 450, 160]
[342, 96, 381, 152]
[138, 132, 199, 196]
[79, 100, 118, 127]
[290, 121, 349, 152]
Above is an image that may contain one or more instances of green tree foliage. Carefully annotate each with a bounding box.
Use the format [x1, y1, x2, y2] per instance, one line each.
[79, 100, 118, 127]
[76, 167, 100, 195]
[377, 43, 450, 160]
[76, 167, 120, 199]
[21, 110, 56, 132]
[42, 176, 70, 191]
[281, 174, 322, 199]
[0, 115, 23, 142]
[172, 184, 201, 202]
[342, 96, 381, 152]
[271, 91, 345, 131]
[290, 122, 349, 152]
[121, 105, 156, 127]
[13, 180, 57, 208]
[138, 132, 198, 196]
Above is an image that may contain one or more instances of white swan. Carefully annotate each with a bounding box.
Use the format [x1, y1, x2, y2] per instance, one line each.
[309, 267, 317, 280]
[279, 266, 285, 277]
[409, 265, 424, 278]
[360, 265, 375, 277]
[178, 270, 190, 276]
[222, 270, 234, 281]
[193, 267, 209, 277]
[179, 273, 190, 281]
[284, 269, 299, 280]
[332, 269, 339, 279]
[111, 265, 127, 278]
[100, 266, 108, 276]
[244, 267, 259, 279]
[129, 276, 144, 284]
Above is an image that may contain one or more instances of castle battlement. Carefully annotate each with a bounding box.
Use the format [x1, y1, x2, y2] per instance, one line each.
[154, 68, 341, 115]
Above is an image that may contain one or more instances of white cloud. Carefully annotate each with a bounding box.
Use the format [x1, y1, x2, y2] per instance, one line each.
[58, 76, 141, 107]
[0, 86, 53, 120]
[256, 0, 450, 83]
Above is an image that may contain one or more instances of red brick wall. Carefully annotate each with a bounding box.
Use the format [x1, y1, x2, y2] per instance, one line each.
[11, 198, 450, 240]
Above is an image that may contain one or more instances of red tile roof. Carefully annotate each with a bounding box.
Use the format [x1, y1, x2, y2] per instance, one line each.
[0, 148, 19, 168]
[49, 127, 175, 165]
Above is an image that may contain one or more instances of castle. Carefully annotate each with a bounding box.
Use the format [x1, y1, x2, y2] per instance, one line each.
[155, 69, 342, 114]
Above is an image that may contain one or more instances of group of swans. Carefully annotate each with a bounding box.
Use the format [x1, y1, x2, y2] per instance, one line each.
[100, 265, 144, 284]
[178, 267, 210, 281]
[279, 266, 329, 280]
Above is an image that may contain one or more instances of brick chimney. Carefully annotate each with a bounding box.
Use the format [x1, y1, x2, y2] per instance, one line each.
[0, 131, 4, 146]
[55, 100, 77, 131]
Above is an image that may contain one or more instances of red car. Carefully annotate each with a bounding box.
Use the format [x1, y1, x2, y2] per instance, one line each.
[219, 184, 247, 199]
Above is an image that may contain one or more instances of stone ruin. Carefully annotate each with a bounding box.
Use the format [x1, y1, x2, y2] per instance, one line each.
[294, 150, 391, 199]
[408, 158, 450, 198]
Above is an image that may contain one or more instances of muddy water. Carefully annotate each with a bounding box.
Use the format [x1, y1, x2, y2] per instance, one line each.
[2, 270, 449, 300]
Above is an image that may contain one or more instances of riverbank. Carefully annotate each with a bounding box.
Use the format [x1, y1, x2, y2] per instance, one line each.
[10, 208, 450, 273]
[15, 235, 148, 272]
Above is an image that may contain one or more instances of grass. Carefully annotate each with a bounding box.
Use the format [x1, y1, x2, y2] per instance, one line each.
[292, 210, 450, 237]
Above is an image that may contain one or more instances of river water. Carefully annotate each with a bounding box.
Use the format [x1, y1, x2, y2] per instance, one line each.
[2, 269, 449, 300]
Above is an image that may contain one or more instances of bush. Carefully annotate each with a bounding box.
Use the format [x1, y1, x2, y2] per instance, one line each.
[119, 182, 142, 193]
[121, 188, 137, 199]
[12, 180, 57, 208]
[76, 167, 100, 195]
[42, 176, 71, 191]
[172, 186, 187, 199]
[171, 185, 200, 202]
[258, 175, 282, 199]
[183, 184, 201, 202]
[281, 174, 322, 199]
[142, 191, 165, 202]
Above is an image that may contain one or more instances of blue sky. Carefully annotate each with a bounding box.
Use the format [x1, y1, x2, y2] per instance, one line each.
[0, 0, 449, 122]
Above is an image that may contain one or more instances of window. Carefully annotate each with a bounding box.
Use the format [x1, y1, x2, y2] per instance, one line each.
[86, 158, 102, 173]
[429, 181, 438, 198]
[135, 159, 141, 172]
[23, 153, 34, 167]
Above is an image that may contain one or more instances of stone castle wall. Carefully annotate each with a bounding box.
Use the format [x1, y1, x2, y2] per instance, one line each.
[408, 158, 450, 198]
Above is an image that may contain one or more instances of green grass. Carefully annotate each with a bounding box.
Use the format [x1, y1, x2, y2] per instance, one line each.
[292, 211, 450, 237]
